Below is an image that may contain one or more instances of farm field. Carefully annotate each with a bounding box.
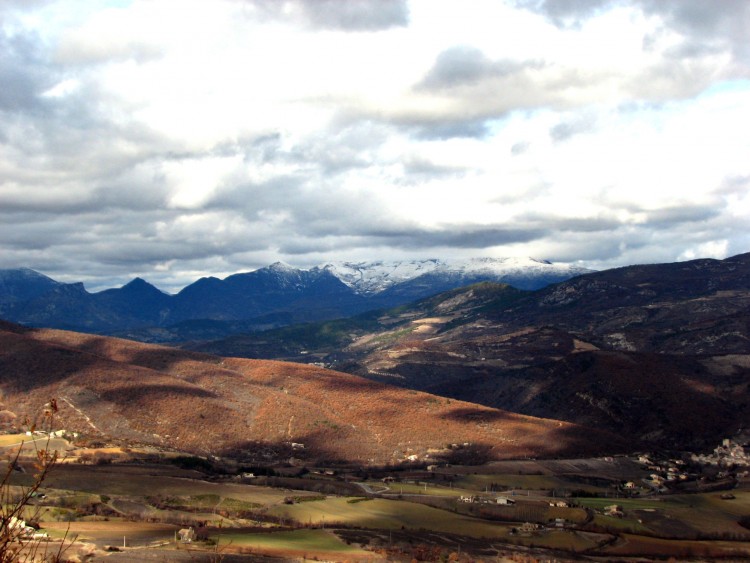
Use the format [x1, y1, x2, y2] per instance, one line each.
[4, 445, 750, 561]
[217, 529, 373, 559]
[42, 464, 301, 505]
[605, 533, 750, 559]
[268, 496, 514, 538]
[41, 521, 179, 548]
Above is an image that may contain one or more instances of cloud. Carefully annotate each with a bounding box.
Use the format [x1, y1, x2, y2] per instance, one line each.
[549, 113, 597, 142]
[0, 28, 57, 112]
[513, 0, 613, 27]
[245, 0, 409, 31]
[0, 0, 748, 292]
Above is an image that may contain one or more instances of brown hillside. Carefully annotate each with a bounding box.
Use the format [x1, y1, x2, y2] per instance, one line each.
[0, 323, 627, 464]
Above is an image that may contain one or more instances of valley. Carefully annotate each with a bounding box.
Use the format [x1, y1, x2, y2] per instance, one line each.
[2, 252, 750, 560]
[4, 433, 750, 562]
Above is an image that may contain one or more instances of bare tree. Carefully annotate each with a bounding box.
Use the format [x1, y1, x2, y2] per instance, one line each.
[0, 399, 71, 562]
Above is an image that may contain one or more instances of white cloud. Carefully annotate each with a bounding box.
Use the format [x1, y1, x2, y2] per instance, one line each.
[0, 0, 748, 291]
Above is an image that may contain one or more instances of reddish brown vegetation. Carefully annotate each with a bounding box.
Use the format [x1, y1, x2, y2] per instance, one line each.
[0, 323, 626, 464]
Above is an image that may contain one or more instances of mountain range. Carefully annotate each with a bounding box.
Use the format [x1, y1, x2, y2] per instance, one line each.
[184, 252, 750, 451]
[0, 258, 590, 339]
[3, 252, 747, 454]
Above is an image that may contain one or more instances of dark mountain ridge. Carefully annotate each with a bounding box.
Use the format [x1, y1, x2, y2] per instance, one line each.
[0, 259, 587, 338]
[184, 252, 750, 451]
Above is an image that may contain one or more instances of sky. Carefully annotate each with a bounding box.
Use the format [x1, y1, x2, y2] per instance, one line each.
[1, 0, 749, 292]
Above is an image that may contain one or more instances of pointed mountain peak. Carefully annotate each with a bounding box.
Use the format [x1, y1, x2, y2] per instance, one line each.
[122, 277, 164, 294]
[266, 261, 296, 272]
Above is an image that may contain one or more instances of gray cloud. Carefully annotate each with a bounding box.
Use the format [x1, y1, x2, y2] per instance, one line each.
[514, 0, 615, 27]
[298, 0, 409, 31]
[279, 224, 549, 255]
[417, 46, 542, 92]
[0, 0, 746, 293]
[549, 113, 597, 142]
[0, 29, 57, 112]
[409, 119, 491, 140]
[521, 0, 750, 65]
[246, 0, 409, 31]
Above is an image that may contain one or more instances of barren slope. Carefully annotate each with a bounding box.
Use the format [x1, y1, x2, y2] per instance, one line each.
[0, 321, 626, 464]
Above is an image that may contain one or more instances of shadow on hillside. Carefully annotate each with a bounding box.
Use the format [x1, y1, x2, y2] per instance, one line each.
[0, 320, 34, 334]
[98, 383, 217, 405]
[0, 329, 226, 397]
[439, 407, 519, 423]
[438, 406, 633, 459]
[217, 427, 374, 467]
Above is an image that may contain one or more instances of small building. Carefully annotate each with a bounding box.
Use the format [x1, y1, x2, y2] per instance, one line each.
[496, 496, 515, 505]
[178, 527, 196, 543]
[520, 522, 541, 533]
[604, 504, 623, 517]
[549, 500, 569, 507]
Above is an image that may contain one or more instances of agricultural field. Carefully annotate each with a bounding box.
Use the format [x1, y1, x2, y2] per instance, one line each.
[4, 437, 750, 561]
[216, 529, 373, 559]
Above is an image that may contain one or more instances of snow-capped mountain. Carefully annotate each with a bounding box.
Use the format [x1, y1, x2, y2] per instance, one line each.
[0, 258, 593, 340]
[321, 257, 593, 295]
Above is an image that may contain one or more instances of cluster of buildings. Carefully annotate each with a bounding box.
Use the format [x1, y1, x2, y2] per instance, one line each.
[690, 439, 750, 467]
[636, 454, 689, 489]
[458, 495, 515, 505]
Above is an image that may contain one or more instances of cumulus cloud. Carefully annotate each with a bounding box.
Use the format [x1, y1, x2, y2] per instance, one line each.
[0, 0, 748, 292]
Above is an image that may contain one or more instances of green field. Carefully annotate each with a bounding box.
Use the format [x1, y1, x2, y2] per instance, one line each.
[42, 465, 299, 505]
[456, 473, 585, 492]
[217, 529, 371, 557]
[268, 496, 512, 538]
[573, 497, 665, 510]
[374, 480, 472, 497]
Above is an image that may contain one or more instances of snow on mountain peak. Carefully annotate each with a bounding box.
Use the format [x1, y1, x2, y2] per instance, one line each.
[320, 257, 592, 294]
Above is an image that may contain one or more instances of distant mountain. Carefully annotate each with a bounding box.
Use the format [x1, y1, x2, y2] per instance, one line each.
[0, 268, 63, 310]
[0, 257, 589, 338]
[184, 252, 750, 451]
[0, 321, 625, 463]
[323, 257, 592, 296]
[168, 262, 368, 323]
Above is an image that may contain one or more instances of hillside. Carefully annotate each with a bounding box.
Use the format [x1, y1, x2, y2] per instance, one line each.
[0, 321, 626, 465]
[184, 253, 750, 451]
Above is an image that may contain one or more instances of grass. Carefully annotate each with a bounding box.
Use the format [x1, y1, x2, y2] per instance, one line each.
[376, 481, 472, 497]
[510, 530, 598, 551]
[41, 521, 179, 547]
[268, 497, 513, 538]
[573, 497, 665, 510]
[0, 433, 32, 447]
[43, 464, 294, 504]
[217, 529, 370, 556]
[605, 533, 750, 558]
[456, 473, 574, 492]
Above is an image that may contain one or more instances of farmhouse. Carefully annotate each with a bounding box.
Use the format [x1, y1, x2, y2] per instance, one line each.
[604, 504, 623, 517]
[549, 500, 569, 507]
[178, 527, 196, 542]
[496, 496, 515, 505]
